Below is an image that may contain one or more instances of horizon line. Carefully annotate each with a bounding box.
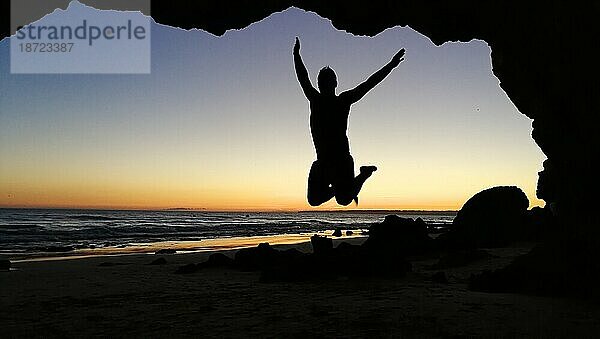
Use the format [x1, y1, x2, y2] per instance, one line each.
[0, 206, 459, 213]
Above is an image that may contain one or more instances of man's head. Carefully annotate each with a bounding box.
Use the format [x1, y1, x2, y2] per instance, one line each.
[318, 66, 337, 94]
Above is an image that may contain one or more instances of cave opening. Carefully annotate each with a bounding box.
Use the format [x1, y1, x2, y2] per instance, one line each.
[0, 4, 548, 212]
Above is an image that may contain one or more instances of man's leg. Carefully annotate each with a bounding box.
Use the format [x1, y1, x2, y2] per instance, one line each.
[334, 156, 377, 206]
[307, 160, 334, 206]
[351, 166, 377, 204]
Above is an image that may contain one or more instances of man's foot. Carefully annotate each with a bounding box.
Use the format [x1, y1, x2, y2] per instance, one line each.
[354, 166, 377, 205]
[359, 165, 377, 178]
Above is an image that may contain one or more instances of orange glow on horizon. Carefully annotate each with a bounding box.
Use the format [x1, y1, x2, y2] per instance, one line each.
[0, 198, 464, 212]
[0, 157, 545, 212]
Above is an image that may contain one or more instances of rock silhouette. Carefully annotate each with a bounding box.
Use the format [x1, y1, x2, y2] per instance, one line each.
[438, 186, 530, 248]
[234, 242, 282, 271]
[310, 235, 333, 254]
[181, 216, 430, 282]
[363, 215, 432, 255]
[204, 253, 235, 267]
[525, 206, 556, 240]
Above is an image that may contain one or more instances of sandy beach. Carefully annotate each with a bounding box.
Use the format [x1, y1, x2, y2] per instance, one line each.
[3, 237, 600, 338]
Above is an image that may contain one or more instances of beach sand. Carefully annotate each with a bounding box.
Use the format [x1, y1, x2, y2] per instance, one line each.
[2, 238, 600, 338]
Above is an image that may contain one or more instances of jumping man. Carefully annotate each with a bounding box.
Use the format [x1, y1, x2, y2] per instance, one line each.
[293, 37, 405, 206]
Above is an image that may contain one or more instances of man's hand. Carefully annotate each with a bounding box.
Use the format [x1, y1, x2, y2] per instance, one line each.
[294, 37, 300, 55]
[391, 48, 405, 66]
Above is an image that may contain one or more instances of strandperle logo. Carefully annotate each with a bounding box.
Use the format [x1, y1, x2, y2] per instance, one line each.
[16, 19, 148, 46]
[10, 1, 151, 74]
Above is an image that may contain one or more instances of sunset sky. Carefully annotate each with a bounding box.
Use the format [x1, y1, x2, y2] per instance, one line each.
[0, 2, 546, 211]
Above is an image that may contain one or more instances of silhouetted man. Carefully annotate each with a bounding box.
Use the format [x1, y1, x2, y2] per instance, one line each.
[293, 37, 405, 206]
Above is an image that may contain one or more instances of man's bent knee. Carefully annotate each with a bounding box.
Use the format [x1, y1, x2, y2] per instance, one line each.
[308, 197, 323, 206]
[308, 193, 328, 206]
[335, 195, 353, 206]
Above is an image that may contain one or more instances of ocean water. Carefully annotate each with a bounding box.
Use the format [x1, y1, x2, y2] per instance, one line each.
[0, 209, 455, 255]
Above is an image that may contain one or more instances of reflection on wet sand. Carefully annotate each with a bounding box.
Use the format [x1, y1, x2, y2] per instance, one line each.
[13, 231, 366, 262]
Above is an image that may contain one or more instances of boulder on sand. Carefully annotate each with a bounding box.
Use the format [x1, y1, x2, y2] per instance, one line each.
[438, 186, 530, 249]
[362, 215, 433, 255]
[177, 253, 235, 273]
[182, 221, 418, 282]
[310, 235, 333, 255]
[234, 242, 281, 271]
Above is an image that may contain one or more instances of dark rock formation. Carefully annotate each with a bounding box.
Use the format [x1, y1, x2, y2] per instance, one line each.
[536, 160, 558, 209]
[363, 215, 433, 255]
[525, 206, 556, 240]
[346, 230, 354, 236]
[261, 218, 421, 282]
[203, 253, 234, 268]
[332, 229, 343, 237]
[260, 240, 411, 282]
[310, 235, 333, 255]
[234, 242, 282, 271]
[175, 253, 235, 273]
[196, 218, 422, 282]
[336, 241, 360, 254]
[438, 186, 530, 248]
[280, 248, 304, 260]
[155, 249, 177, 255]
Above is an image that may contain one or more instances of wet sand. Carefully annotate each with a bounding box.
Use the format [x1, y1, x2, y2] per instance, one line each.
[9, 232, 357, 263]
[2, 239, 600, 338]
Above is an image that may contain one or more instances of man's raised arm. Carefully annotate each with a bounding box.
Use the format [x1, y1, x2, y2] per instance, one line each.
[293, 37, 318, 100]
[341, 48, 405, 105]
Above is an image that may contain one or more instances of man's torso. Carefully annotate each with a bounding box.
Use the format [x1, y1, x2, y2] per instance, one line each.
[309, 94, 351, 160]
